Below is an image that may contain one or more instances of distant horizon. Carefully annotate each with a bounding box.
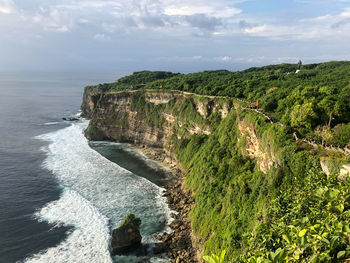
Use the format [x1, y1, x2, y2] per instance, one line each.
[0, 59, 349, 77]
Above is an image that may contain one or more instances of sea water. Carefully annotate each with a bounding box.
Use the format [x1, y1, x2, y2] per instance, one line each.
[0, 72, 173, 263]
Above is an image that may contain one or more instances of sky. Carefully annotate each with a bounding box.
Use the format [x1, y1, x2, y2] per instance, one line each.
[1, 0, 350, 73]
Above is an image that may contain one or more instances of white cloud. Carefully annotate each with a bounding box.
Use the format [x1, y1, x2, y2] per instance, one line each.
[245, 25, 267, 34]
[164, 5, 211, 16]
[0, 0, 245, 37]
[29, 8, 75, 32]
[94, 33, 111, 42]
[2, 0, 350, 72]
[0, 0, 15, 14]
[164, 5, 240, 17]
[78, 18, 89, 24]
[219, 56, 232, 61]
[340, 7, 350, 17]
[234, 5, 350, 41]
[56, 1, 123, 11]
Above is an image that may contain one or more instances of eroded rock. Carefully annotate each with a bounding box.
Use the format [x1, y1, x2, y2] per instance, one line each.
[111, 214, 142, 255]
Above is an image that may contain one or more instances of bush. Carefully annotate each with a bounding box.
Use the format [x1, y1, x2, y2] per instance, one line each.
[121, 214, 141, 229]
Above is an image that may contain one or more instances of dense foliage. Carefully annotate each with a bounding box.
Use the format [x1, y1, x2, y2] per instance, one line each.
[173, 108, 350, 262]
[84, 61, 350, 261]
[117, 71, 180, 87]
[85, 71, 180, 92]
[87, 61, 350, 147]
[122, 92, 350, 261]
[243, 170, 350, 262]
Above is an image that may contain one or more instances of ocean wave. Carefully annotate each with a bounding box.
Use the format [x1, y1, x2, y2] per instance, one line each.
[42, 122, 59, 126]
[24, 188, 111, 263]
[27, 120, 172, 262]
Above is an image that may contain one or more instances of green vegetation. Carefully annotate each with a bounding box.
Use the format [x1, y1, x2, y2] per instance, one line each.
[86, 122, 105, 138]
[203, 250, 226, 263]
[99, 113, 129, 128]
[84, 61, 350, 261]
[86, 61, 350, 147]
[121, 214, 141, 229]
[130, 92, 166, 128]
[117, 71, 180, 87]
[128, 91, 220, 131]
[85, 71, 180, 92]
[243, 171, 350, 262]
[177, 109, 350, 262]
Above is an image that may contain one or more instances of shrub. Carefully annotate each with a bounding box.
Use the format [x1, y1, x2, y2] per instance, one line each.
[121, 214, 141, 229]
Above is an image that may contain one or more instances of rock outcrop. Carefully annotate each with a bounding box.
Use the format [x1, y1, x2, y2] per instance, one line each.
[81, 89, 280, 174]
[237, 118, 279, 173]
[339, 164, 350, 181]
[110, 214, 142, 255]
[82, 90, 220, 149]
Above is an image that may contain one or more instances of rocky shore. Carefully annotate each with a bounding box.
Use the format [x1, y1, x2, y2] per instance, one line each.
[133, 145, 199, 263]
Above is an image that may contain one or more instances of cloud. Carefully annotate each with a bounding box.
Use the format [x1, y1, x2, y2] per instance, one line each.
[93, 33, 111, 42]
[162, 0, 242, 16]
[331, 18, 350, 28]
[340, 7, 350, 17]
[156, 55, 236, 63]
[219, 56, 232, 61]
[185, 14, 222, 30]
[30, 8, 75, 32]
[0, 0, 15, 14]
[244, 25, 267, 34]
[239, 20, 254, 29]
[2, 0, 350, 72]
[36, 0, 242, 33]
[140, 15, 165, 28]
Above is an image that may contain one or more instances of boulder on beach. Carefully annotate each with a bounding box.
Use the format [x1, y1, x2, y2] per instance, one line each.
[110, 214, 142, 255]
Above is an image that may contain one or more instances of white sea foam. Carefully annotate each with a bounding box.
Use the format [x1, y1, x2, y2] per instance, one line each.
[27, 120, 173, 262]
[25, 188, 111, 263]
[43, 122, 59, 126]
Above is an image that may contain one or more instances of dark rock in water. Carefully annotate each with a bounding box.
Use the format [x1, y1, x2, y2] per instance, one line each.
[111, 214, 142, 255]
[153, 242, 167, 254]
[62, 117, 79, 121]
[110, 224, 142, 254]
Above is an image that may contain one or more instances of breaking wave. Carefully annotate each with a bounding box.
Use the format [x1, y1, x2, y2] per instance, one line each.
[25, 121, 172, 262]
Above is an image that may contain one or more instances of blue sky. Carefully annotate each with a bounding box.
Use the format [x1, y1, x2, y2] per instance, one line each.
[1, 0, 350, 73]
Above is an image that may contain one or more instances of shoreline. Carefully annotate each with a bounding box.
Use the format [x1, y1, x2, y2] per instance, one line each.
[132, 145, 199, 263]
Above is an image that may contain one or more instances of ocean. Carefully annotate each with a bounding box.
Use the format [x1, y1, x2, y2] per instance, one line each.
[0, 72, 173, 263]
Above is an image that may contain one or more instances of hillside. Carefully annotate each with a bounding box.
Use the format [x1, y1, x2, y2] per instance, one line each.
[82, 62, 350, 262]
[86, 62, 350, 148]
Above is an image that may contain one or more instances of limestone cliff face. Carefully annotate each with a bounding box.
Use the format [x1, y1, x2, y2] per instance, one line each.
[82, 90, 215, 149]
[238, 118, 279, 174]
[81, 86, 110, 118]
[81, 89, 278, 174]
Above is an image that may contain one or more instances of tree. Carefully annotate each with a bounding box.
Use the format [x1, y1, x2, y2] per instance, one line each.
[332, 124, 350, 147]
[290, 102, 317, 129]
[315, 125, 333, 146]
[318, 96, 337, 127]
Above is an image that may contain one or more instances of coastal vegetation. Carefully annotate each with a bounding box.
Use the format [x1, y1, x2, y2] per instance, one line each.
[120, 214, 141, 229]
[83, 61, 350, 262]
[88, 61, 350, 148]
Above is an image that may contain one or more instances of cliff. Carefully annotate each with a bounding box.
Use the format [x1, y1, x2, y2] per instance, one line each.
[81, 88, 350, 262]
[82, 89, 280, 174]
[82, 90, 235, 163]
